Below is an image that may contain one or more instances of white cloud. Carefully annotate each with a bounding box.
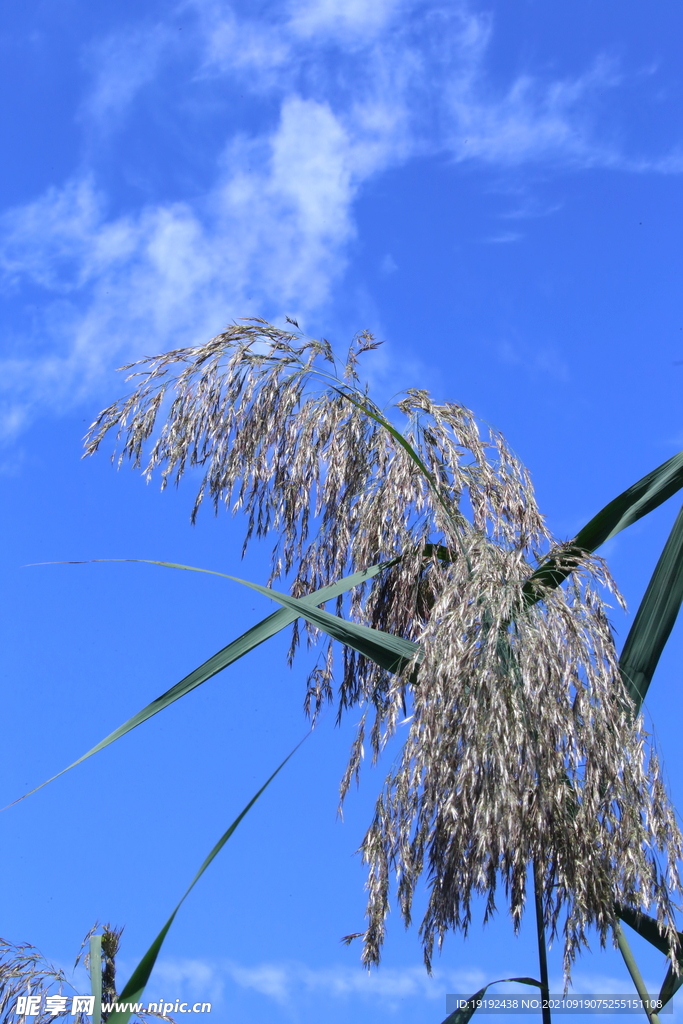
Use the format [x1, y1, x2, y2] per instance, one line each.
[483, 232, 522, 244]
[0, 178, 113, 290]
[287, 0, 407, 42]
[380, 254, 398, 274]
[152, 956, 486, 1009]
[149, 957, 226, 1003]
[1, 0, 681, 437]
[80, 25, 172, 128]
[226, 962, 292, 1003]
[194, 6, 293, 85]
[497, 340, 569, 382]
[196, 0, 408, 76]
[0, 93, 391, 430]
[446, 58, 624, 168]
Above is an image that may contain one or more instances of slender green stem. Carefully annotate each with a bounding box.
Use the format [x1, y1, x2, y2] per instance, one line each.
[89, 935, 102, 1024]
[614, 922, 661, 1024]
[533, 861, 552, 1024]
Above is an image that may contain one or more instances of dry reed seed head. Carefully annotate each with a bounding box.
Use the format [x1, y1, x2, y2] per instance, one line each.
[86, 321, 682, 977]
[0, 938, 78, 1024]
[85, 322, 552, 707]
[86, 322, 548, 581]
[359, 546, 683, 978]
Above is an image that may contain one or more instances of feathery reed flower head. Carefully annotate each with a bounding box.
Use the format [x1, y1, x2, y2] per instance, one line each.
[86, 320, 683, 979]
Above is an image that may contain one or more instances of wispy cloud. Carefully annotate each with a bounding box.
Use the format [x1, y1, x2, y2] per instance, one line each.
[152, 956, 486, 1010]
[79, 24, 173, 128]
[497, 339, 570, 382]
[287, 0, 408, 42]
[180, 959, 667, 1014]
[446, 57, 624, 168]
[1, 0, 680, 437]
[482, 231, 522, 244]
[0, 98, 372, 422]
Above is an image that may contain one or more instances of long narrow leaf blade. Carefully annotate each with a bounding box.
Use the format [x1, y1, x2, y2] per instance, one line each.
[617, 903, 683, 1010]
[106, 738, 305, 1024]
[658, 963, 683, 1011]
[524, 450, 683, 600]
[616, 903, 683, 1010]
[6, 562, 387, 809]
[615, 904, 679, 958]
[619, 504, 683, 713]
[576, 451, 683, 549]
[440, 978, 541, 1024]
[223, 573, 420, 673]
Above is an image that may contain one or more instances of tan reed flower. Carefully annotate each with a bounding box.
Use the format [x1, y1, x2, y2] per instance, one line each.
[85, 319, 683, 981]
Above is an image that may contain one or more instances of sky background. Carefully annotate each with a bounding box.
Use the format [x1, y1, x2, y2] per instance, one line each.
[1, 1, 683, 1021]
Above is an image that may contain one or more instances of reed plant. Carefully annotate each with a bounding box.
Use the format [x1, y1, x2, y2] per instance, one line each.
[14, 321, 683, 1023]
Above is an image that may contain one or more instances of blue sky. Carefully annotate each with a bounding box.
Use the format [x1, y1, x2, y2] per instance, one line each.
[1, 1, 683, 1021]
